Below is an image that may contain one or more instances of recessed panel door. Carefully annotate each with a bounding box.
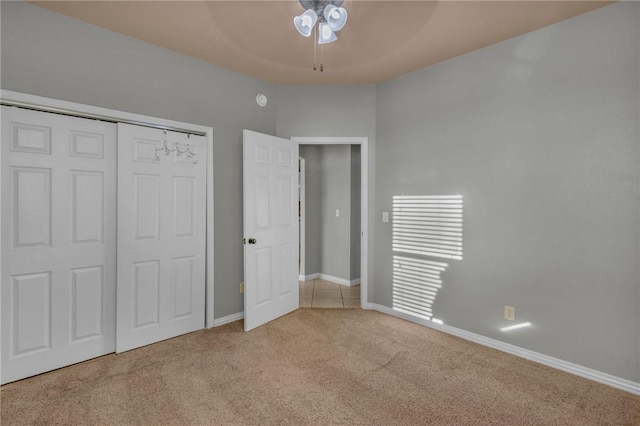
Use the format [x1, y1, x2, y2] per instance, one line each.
[1, 106, 116, 384]
[116, 124, 206, 352]
[243, 130, 299, 331]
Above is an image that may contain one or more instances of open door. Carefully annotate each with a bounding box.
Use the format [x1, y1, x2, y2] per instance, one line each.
[243, 130, 299, 331]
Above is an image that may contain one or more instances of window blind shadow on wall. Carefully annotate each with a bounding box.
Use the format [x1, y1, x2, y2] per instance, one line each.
[392, 195, 463, 321]
[392, 195, 463, 260]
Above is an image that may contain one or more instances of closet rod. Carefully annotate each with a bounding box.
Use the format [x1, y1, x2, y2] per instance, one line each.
[0, 99, 207, 137]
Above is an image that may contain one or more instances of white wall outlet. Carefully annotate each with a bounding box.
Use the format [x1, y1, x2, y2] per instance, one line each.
[335, 209, 340, 217]
[504, 305, 515, 321]
[240, 281, 244, 293]
[382, 212, 389, 223]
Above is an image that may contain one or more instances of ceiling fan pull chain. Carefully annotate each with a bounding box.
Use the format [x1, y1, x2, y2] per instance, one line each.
[313, 25, 317, 70]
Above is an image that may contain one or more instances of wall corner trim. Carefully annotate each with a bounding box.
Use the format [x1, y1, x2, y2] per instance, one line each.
[300, 273, 320, 282]
[364, 303, 640, 396]
[317, 273, 355, 287]
[212, 312, 244, 327]
[299, 273, 360, 287]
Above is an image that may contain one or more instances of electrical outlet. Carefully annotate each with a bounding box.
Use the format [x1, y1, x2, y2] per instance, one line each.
[240, 281, 244, 293]
[504, 305, 515, 321]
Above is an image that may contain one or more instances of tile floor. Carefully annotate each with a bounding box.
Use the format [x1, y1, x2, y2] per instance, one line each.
[299, 279, 361, 308]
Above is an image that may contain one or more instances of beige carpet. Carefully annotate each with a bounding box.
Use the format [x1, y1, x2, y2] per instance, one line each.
[2, 308, 639, 425]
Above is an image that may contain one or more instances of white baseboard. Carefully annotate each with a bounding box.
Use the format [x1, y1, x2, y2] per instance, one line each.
[299, 272, 359, 287]
[299, 273, 319, 282]
[365, 303, 640, 396]
[318, 273, 350, 286]
[212, 311, 244, 327]
[317, 273, 360, 287]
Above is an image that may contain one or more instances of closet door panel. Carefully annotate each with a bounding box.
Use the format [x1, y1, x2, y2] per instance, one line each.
[116, 124, 206, 353]
[1, 107, 116, 384]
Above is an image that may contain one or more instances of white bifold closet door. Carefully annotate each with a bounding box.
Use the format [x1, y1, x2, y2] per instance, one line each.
[1, 107, 208, 383]
[116, 124, 207, 353]
[1, 107, 117, 384]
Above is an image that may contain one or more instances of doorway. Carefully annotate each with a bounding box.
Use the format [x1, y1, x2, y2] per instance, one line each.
[292, 137, 369, 309]
[297, 145, 361, 308]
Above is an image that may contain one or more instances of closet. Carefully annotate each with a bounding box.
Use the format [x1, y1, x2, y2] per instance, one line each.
[1, 105, 208, 384]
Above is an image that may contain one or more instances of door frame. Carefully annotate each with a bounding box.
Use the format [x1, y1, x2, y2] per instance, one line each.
[298, 157, 306, 280]
[291, 137, 369, 308]
[0, 90, 216, 328]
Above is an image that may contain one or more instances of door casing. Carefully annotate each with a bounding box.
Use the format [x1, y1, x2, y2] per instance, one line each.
[298, 157, 305, 280]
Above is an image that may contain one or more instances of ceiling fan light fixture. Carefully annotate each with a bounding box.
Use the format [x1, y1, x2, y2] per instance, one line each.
[317, 22, 337, 44]
[293, 9, 317, 37]
[323, 5, 347, 32]
[294, 0, 347, 70]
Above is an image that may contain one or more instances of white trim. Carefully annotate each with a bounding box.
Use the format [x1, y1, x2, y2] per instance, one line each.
[291, 137, 369, 310]
[206, 127, 215, 328]
[212, 312, 244, 327]
[299, 273, 319, 282]
[366, 303, 640, 396]
[299, 157, 306, 279]
[0, 91, 211, 135]
[317, 273, 361, 287]
[317, 273, 351, 286]
[1, 90, 216, 329]
[298, 273, 360, 287]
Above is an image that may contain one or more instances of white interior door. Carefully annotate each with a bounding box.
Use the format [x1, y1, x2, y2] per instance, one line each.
[243, 130, 299, 331]
[1, 107, 116, 384]
[116, 124, 207, 352]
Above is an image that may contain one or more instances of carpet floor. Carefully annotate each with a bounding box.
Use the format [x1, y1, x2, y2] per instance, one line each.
[1, 308, 639, 425]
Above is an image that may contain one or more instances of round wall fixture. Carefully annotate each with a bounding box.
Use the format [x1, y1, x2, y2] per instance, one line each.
[256, 93, 268, 107]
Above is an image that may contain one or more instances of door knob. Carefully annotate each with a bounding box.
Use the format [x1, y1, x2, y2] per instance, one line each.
[248, 238, 257, 244]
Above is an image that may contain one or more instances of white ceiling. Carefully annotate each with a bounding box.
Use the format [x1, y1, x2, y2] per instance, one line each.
[30, 1, 614, 84]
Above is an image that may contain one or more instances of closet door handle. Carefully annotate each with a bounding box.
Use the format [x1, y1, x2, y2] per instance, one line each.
[248, 238, 257, 245]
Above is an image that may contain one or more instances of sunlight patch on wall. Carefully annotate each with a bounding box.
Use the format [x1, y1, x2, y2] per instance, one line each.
[392, 255, 449, 321]
[392, 195, 463, 260]
[500, 322, 531, 332]
[392, 195, 463, 321]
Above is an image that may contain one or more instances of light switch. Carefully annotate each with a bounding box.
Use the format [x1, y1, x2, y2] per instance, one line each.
[382, 212, 389, 223]
[335, 209, 340, 217]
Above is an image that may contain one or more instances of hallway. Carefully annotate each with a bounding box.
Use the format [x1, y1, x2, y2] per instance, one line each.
[299, 279, 361, 308]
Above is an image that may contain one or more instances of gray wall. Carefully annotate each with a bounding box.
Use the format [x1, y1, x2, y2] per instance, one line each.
[375, 2, 639, 381]
[1, 1, 277, 319]
[319, 145, 351, 279]
[319, 145, 352, 280]
[637, 2, 640, 386]
[350, 145, 361, 280]
[299, 145, 322, 276]
[276, 85, 376, 290]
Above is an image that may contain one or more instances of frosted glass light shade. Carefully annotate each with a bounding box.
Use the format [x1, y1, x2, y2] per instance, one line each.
[323, 5, 347, 32]
[293, 9, 318, 37]
[318, 22, 337, 44]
